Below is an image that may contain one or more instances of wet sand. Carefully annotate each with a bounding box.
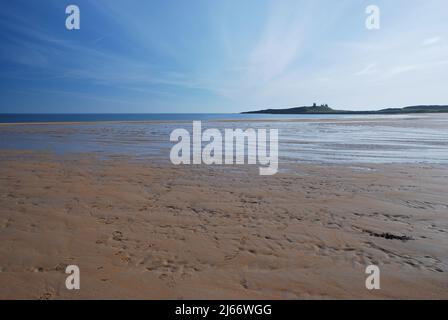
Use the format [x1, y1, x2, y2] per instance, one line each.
[0, 150, 447, 299]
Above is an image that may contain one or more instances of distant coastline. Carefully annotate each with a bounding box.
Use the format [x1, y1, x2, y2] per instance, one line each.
[242, 105, 448, 115]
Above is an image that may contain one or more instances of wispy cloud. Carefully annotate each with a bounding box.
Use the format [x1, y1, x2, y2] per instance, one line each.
[1, 0, 448, 112]
[246, 1, 309, 83]
[422, 36, 442, 46]
[355, 63, 378, 76]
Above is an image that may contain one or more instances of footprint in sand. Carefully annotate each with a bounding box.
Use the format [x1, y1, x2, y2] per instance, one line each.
[112, 231, 124, 241]
[39, 292, 54, 300]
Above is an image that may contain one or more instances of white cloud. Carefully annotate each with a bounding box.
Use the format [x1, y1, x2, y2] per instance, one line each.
[246, 1, 308, 83]
[232, 1, 448, 111]
[355, 63, 378, 76]
[389, 65, 418, 76]
[422, 36, 441, 46]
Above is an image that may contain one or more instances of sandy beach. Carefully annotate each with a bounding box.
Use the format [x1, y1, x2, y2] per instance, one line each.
[1, 148, 447, 299]
[2, 0, 448, 303]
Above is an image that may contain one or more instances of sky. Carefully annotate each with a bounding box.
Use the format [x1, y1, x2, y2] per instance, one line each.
[0, 0, 447, 113]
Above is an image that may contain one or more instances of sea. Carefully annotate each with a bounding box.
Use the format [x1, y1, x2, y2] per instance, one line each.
[1, 113, 448, 165]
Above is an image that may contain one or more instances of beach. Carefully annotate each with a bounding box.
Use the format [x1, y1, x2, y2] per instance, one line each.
[1, 155, 448, 298]
[2, 0, 448, 303]
[0, 115, 448, 299]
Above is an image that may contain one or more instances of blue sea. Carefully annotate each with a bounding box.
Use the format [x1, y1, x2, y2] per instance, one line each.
[0, 113, 370, 123]
[1, 113, 448, 165]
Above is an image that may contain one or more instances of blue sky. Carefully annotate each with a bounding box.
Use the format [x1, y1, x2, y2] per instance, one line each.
[0, 0, 447, 113]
